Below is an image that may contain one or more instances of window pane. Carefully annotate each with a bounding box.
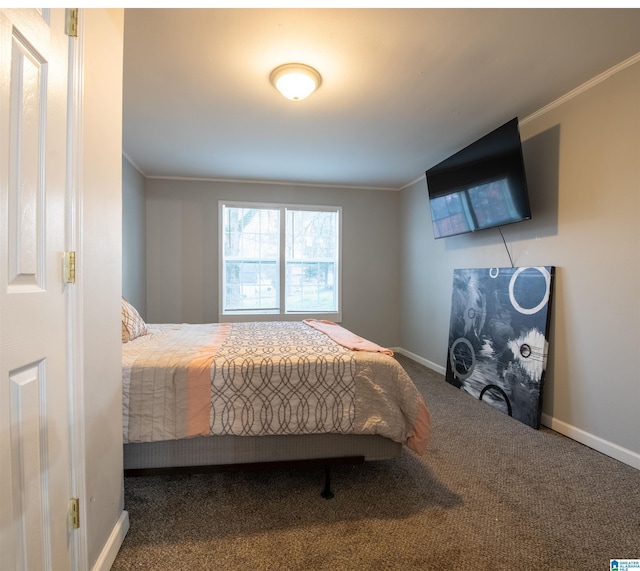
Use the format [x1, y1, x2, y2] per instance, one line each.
[285, 209, 338, 312]
[225, 260, 278, 310]
[223, 206, 279, 311]
[285, 261, 336, 312]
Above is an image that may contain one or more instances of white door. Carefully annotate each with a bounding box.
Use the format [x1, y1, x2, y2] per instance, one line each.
[0, 8, 73, 570]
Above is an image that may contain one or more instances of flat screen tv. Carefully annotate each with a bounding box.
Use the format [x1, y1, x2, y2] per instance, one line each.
[425, 117, 531, 239]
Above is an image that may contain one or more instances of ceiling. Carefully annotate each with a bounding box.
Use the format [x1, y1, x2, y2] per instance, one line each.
[122, 8, 640, 190]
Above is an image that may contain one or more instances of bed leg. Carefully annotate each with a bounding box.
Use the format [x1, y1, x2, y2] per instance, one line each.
[320, 465, 335, 499]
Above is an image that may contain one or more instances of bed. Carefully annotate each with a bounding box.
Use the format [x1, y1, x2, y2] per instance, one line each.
[121, 298, 431, 496]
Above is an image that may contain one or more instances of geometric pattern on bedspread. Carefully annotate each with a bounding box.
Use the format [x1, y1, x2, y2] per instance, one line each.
[210, 321, 356, 436]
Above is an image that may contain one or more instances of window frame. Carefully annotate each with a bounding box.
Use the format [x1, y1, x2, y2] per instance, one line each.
[218, 200, 342, 323]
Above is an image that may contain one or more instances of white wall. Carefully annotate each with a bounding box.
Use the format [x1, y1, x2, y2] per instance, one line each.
[122, 156, 146, 318]
[399, 58, 640, 468]
[144, 179, 401, 347]
[81, 8, 127, 568]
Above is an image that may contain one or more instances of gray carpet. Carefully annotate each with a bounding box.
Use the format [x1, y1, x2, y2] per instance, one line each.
[112, 355, 640, 570]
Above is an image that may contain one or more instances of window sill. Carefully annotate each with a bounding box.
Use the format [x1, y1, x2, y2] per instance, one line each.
[219, 311, 342, 324]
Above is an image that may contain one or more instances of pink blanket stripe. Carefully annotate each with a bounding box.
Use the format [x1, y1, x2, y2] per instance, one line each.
[303, 319, 394, 356]
[186, 324, 232, 436]
[406, 398, 432, 455]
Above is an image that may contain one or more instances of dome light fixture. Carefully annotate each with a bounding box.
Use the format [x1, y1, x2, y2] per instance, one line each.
[270, 63, 322, 101]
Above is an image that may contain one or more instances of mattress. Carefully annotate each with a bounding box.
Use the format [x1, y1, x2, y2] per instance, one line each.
[122, 320, 431, 465]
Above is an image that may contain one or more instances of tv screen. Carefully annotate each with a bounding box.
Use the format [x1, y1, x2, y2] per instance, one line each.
[425, 117, 531, 239]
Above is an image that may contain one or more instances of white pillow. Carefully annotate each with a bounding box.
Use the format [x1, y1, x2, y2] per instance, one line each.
[121, 297, 147, 343]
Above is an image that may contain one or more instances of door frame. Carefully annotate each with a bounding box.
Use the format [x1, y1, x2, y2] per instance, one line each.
[66, 8, 87, 570]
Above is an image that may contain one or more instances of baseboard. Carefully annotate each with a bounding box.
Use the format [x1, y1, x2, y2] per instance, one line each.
[393, 347, 446, 376]
[395, 347, 639, 471]
[540, 413, 640, 470]
[91, 510, 130, 571]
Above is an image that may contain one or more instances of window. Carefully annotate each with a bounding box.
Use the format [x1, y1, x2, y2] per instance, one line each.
[220, 201, 341, 320]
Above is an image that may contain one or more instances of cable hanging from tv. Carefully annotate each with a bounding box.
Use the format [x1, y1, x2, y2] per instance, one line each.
[497, 226, 514, 268]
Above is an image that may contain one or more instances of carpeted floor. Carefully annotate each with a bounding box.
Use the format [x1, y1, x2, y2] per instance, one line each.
[112, 355, 640, 570]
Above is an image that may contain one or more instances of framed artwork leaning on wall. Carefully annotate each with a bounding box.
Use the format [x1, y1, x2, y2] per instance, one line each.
[446, 266, 555, 429]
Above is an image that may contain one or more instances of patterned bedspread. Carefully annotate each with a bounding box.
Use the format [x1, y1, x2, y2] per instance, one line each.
[122, 321, 431, 454]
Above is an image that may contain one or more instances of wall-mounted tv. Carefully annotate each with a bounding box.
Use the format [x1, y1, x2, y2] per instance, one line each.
[425, 117, 531, 239]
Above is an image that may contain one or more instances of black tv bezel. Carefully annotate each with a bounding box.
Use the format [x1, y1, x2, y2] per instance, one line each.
[425, 117, 531, 239]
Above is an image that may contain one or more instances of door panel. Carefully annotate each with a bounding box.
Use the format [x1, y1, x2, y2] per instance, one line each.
[8, 23, 46, 291]
[0, 8, 72, 570]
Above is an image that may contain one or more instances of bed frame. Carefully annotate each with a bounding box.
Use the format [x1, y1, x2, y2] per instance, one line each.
[123, 433, 402, 498]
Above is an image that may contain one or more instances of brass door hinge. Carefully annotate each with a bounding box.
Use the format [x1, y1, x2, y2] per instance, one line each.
[65, 8, 78, 37]
[63, 251, 76, 284]
[70, 497, 80, 529]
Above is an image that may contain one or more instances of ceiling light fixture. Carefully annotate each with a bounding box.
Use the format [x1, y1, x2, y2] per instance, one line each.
[270, 63, 322, 101]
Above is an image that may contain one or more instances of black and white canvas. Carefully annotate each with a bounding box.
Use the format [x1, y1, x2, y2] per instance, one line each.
[446, 266, 555, 429]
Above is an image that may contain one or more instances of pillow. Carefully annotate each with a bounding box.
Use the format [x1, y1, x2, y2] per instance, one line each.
[121, 297, 147, 343]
